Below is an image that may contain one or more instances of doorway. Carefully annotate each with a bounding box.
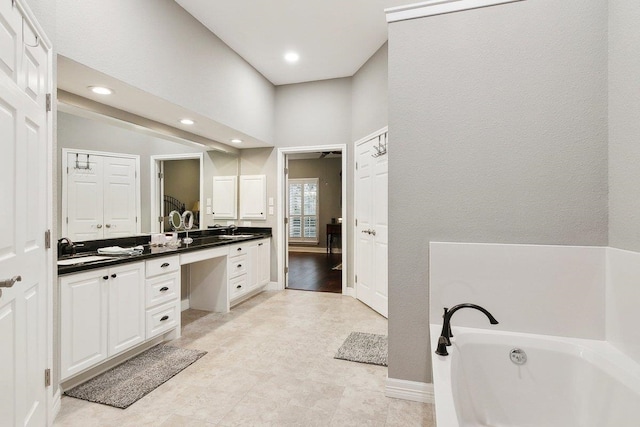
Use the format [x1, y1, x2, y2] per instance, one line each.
[150, 153, 204, 233]
[277, 145, 347, 294]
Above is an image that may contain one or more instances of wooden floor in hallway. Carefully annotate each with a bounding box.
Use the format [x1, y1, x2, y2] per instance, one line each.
[287, 251, 342, 293]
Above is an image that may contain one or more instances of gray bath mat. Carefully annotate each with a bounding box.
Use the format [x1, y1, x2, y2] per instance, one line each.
[64, 344, 206, 409]
[335, 332, 388, 366]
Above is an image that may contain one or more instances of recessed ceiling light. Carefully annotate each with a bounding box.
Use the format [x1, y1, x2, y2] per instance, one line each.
[180, 118, 195, 125]
[230, 138, 243, 144]
[284, 52, 299, 63]
[89, 86, 113, 95]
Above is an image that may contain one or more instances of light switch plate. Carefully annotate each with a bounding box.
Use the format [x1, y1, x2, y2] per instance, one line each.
[205, 206, 212, 215]
[268, 207, 274, 215]
[206, 198, 212, 206]
[268, 197, 274, 206]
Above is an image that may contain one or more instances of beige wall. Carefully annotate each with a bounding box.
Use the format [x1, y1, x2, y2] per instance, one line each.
[289, 157, 343, 248]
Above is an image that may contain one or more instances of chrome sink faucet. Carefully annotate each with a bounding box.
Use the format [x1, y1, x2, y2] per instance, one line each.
[435, 303, 499, 356]
[228, 224, 237, 235]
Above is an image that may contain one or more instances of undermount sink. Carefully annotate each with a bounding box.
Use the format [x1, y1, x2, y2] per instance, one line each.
[57, 255, 114, 266]
[217, 234, 255, 239]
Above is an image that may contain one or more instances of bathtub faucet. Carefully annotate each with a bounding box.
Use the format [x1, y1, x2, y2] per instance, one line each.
[435, 303, 499, 356]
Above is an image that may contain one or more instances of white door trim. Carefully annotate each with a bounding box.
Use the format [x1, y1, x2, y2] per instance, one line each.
[150, 153, 205, 233]
[276, 145, 347, 294]
[385, 0, 525, 23]
[61, 148, 142, 238]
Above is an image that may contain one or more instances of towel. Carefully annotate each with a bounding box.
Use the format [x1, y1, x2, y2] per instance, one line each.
[97, 245, 144, 256]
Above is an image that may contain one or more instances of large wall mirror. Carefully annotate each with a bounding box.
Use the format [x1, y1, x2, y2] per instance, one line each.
[57, 105, 239, 241]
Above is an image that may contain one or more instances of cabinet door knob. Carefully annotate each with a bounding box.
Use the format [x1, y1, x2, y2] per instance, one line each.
[105, 224, 111, 228]
[237, 264, 242, 268]
[159, 287, 169, 292]
[111, 274, 117, 278]
[161, 263, 170, 268]
[258, 243, 263, 246]
[96, 224, 103, 229]
[103, 276, 109, 280]
[160, 315, 169, 322]
[237, 248, 242, 252]
[236, 285, 242, 289]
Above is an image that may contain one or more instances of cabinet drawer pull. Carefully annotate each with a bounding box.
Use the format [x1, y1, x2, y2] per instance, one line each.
[258, 243, 263, 246]
[111, 274, 117, 278]
[103, 276, 109, 280]
[237, 264, 242, 268]
[237, 248, 242, 252]
[160, 286, 169, 292]
[160, 315, 169, 322]
[161, 262, 170, 268]
[236, 285, 242, 289]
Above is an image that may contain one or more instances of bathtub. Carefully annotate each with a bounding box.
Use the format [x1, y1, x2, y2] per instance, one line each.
[430, 325, 640, 427]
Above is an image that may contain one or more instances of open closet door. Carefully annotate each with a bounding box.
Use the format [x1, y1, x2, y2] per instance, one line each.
[355, 132, 388, 317]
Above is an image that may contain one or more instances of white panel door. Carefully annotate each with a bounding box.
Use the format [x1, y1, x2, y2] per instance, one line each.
[66, 152, 104, 241]
[0, 1, 50, 426]
[108, 263, 144, 355]
[103, 156, 137, 238]
[60, 270, 109, 380]
[212, 175, 237, 219]
[355, 133, 388, 317]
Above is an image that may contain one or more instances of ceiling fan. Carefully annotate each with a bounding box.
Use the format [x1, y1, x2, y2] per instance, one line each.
[319, 151, 342, 159]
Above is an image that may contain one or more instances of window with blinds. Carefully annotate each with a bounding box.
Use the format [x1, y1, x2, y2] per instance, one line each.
[289, 178, 319, 243]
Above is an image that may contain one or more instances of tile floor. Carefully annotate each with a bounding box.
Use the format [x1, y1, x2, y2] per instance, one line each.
[54, 290, 436, 426]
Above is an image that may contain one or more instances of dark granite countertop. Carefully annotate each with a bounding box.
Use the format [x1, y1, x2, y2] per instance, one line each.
[58, 227, 271, 276]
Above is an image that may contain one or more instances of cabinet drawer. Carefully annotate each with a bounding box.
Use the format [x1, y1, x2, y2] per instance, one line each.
[145, 273, 179, 308]
[228, 244, 248, 258]
[146, 301, 179, 339]
[228, 254, 247, 278]
[146, 256, 180, 278]
[229, 274, 248, 300]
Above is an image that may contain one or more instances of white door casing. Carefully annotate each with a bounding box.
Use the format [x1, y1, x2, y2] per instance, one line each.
[0, 1, 52, 426]
[355, 131, 388, 317]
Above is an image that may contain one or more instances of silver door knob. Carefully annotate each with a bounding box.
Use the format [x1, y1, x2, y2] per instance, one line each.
[361, 229, 369, 234]
[0, 275, 21, 298]
[96, 224, 103, 229]
[370, 230, 376, 236]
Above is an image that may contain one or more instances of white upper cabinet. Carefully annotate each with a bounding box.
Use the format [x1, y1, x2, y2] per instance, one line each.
[239, 175, 266, 220]
[212, 175, 238, 219]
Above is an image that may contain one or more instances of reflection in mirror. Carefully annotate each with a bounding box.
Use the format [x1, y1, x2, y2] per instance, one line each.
[57, 106, 239, 242]
[168, 210, 183, 231]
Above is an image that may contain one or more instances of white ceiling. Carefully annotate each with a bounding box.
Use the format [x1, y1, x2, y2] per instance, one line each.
[174, 0, 390, 85]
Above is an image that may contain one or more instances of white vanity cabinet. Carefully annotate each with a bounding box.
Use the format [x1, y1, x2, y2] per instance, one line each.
[60, 262, 145, 380]
[249, 238, 271, 289]
[229, 238, 271, 304]
[145, 256, 181, 339]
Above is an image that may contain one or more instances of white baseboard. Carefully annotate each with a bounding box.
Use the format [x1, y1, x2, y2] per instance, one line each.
[265, 281, 281, 291]
[50, 387, 61, 424]
[181, 298, 190, 312]
[385, 377, 434, 403]
[289, 246, 328, 253]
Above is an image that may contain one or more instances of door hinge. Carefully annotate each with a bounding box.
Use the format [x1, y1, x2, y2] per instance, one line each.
[284, 266, 289, 274]
[284, 217, 288, 225]
[135, 216, 138, 223]
[158, 172, 163, 179]
[66, 217, 68, 224]
[356, 162, 358, 170]
[45, 93, 52, 112]
[158, 216, 163, 223]
[44, 368, 51, 387]
[44, 229, 51, 249]
[284, 167, 289, 175]
[355, 219, 358, 227]
[355, 274, 358, 283]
